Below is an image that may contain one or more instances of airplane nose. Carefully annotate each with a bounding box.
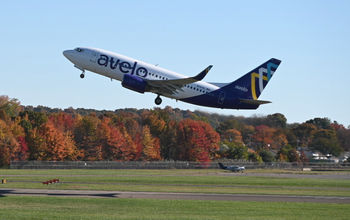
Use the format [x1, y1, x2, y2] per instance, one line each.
[63, 50, 73, 59]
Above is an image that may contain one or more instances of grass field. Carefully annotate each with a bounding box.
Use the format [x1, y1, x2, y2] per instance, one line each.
[1, 196, 350, 220]
[1, 169, 350, 219]
[1, 169, 350, 197]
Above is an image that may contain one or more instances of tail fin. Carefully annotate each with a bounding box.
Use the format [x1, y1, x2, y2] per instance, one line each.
[218, 163, 227, 169]
[220, 58, 281, 100]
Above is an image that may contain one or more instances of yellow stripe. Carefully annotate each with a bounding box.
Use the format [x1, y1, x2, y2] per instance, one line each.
[251, 73, 268, 100]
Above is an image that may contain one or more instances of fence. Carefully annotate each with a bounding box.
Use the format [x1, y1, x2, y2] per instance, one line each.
[9, 160, 350, 170]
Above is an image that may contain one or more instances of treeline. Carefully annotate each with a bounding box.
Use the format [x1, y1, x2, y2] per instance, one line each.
[0, 95, 349, 166]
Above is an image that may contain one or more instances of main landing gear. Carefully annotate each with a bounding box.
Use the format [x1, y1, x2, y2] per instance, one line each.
[80, 70, 85, 79]
[155, 95, 162, 105]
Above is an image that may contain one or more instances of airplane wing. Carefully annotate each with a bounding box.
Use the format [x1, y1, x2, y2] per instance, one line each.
[146, 65, 213, 95]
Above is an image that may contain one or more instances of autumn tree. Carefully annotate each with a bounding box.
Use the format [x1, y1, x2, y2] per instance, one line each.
[97, 117, 124, 160]
[48, 112, 76, 133]
[252, 125, 275, 150]
[176, 119, 220, 162]
[142, 110, 166, 136]
[38, 120, 78, 161]
[112, 111, 141, 139]
[271, 129, 288, 149]
[221, 129, 243, 144]
[139, 125, 161, 161]
[0, 119, 27, 166]
[0, 120, 12, 166]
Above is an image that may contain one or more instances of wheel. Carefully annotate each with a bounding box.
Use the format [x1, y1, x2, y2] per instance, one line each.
[155, 96, 162, 105]
[80, 73, 85, 78]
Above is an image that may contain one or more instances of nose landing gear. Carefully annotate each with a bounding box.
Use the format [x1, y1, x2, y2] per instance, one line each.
[80, 70, 85, 79]
[155, 95, 162, 105]
[74, 65, 85, 79]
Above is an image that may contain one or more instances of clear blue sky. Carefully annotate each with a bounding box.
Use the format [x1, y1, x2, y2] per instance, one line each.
[1, 0, 349, 126]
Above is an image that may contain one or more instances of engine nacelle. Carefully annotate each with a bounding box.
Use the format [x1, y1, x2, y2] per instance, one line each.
[121, 74, 147, 94]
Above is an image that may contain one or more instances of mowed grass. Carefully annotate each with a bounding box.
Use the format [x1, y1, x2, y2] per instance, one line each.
[1, 169, 350, 219]
[1, 169, 350, 197]
[0, 196, 350, 220]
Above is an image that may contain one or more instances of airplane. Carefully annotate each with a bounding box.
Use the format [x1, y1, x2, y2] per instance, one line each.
[218, 163, 245, 172]
[63, 47, 281, 109]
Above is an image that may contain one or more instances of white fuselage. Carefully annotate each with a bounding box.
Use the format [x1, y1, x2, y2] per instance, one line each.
[63, 47, 219, 100]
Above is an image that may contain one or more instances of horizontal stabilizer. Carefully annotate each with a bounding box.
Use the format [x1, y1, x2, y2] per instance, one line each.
[239, 99, 271, 105]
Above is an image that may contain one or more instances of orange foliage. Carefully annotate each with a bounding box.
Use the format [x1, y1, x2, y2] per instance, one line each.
[177, 119, 220, 162]
[253, 125, 276, 149]
[97, 117, 138, 161]
[222, 129, 243, 144]
[140, 125, 161, 161]
[39, 120, 78, 161]
[48, 112, 76, 132]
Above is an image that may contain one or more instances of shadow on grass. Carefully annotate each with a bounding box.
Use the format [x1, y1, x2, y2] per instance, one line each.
[0, 189, 118, 198]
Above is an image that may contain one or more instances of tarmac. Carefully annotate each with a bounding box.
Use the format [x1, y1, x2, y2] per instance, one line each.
[1, 188, 350, 204]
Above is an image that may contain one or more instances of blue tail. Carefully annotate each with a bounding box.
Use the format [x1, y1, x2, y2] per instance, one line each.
[220, 58, 281, 100]
[179, 58, 281, 109]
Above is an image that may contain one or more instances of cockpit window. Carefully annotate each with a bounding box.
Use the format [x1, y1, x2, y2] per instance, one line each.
[74, 47, 83, 52]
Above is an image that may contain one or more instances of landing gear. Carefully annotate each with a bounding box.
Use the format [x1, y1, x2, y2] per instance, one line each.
[80, 70, 85, 79]
[155, 95, 162, 105]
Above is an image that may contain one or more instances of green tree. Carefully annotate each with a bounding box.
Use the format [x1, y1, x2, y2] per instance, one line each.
[216, 119, 240, 135]
[309, 129, 342, 156]
[241, 125, 255, 147]
[159, 120, 178, 160]
[248, 151, 263, 163]
[266, 113, 287, 128]
[74, 115, 99, 160]
[292, 123, 317, 147]
[332, 122, 350, 151]
[0, 96, 22, 120]
[276, 145, 300, 162]
[223, 141, 248, 160]
[259, 150, 275, 162]
[305, 117, 331, 129]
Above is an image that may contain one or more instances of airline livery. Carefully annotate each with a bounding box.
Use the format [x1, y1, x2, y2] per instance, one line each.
[63, 47, 281, 109]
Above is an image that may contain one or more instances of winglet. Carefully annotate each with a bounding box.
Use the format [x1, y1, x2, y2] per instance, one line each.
[193, 65, 213, 81]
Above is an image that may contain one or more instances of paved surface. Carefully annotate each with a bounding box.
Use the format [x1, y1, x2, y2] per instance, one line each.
[1, 188, 349, 204]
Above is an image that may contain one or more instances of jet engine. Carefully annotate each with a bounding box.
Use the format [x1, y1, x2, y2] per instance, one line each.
[121, 74, 147, 94]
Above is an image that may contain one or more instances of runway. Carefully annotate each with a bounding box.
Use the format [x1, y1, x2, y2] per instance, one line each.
[1, 188, 349, 204]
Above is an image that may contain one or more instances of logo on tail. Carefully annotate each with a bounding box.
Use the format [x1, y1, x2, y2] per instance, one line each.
[250, 60, 280, 100]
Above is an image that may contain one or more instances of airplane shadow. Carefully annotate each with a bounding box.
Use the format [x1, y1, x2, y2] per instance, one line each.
[0, 189, 118, 198]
